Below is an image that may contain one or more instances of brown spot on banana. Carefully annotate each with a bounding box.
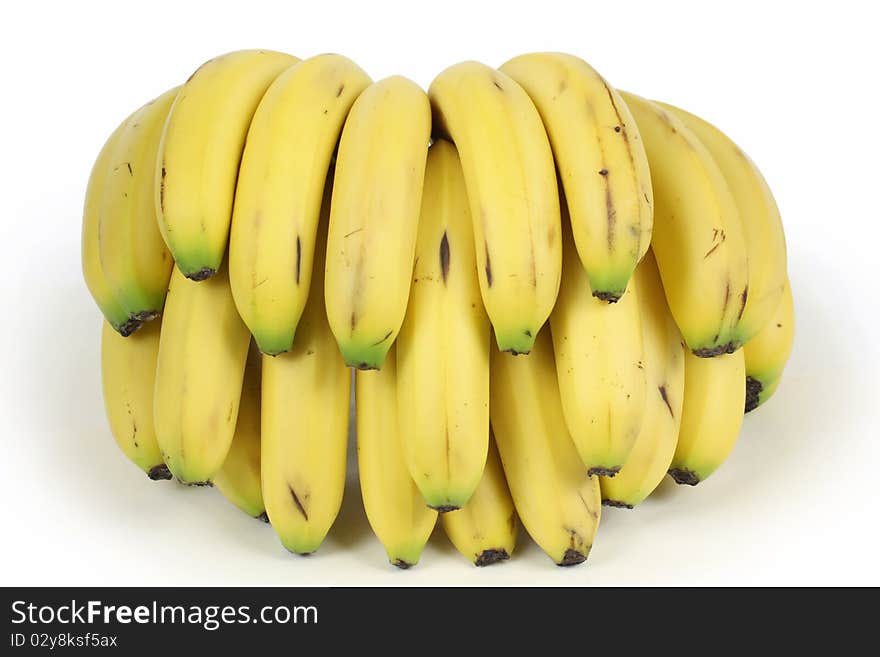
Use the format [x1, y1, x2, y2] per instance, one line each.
[736, 286, 749, 322]
[370, 330, 393, 347]
[289, 486, 309, 521]
[159, 165, 166, 214]
[658, 385, 674, 417]
[484, 244, 493, 288]
[492, 79, 504, 91]
[439, 231, 450, 283]
[295, 235, 302, 285]
[336, 83, 345, 98]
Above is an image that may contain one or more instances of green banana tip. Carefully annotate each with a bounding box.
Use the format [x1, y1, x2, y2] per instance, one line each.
[668, 468, 701, 486]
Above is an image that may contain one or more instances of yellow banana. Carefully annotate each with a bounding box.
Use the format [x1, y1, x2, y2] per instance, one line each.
[357, 346, 438, 568]
[620, 91, 749, 357]
[600, 252, 685, 507]
[658, 101, 787, 344]
[668, 349, 746, 485]
[441, 436, 517, 566]
[324, 76, 431, 370]
[230, 54, 371, 355]
[744, 278, 794, 412]
[550, 204, 646, 475]
[396, 139, 490, 511]
[83, 117, 138, 335]
[99, 87, 178, 324]
[490, 329, 602, 566]
[261, 183, 351, 554]
[157, 49, 299, 280]
[428, 61, 561, 355]
[153, 262, 251, 484]
[100, 319, 169, 480]
[500, 52, 652, 300]
[213, 345, 265, 520]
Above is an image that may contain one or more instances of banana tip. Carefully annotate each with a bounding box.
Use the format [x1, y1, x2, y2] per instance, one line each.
[745, 376, 763, 413]
[602, 499, 634, 510]
[474, 549, 510, 567]
[668, 468, 701, 486]
[146, 464, 172, 481]
[557, 549, 588, 567]
[392, 559, 415, 570]
[588, 465, 620, 478]
[184, 267, 216, 281]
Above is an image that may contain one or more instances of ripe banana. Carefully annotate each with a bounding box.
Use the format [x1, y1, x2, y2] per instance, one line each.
[600, 252, 685, 507]
[428, 61, 561, 355]
[658, 101, 787, 345]
[550, 204, 646, 476]
[668, 349, 746, 485]
[230, 54, 371, 355]
[99, 87, 178, 324]
[213, 345, 265, 520]
[261, 184, 351, 554]
[153, 262, 251, 484]
[396, 139, 490, 511]
[500, 52, 652, 301]
[157, 49, 299, 280]
[620, 91, 749, 357]
[441, 436, 517, 566]
[100, 319, 169, 480]
[324, 76, 431, 370]
[83, 117, 139, 335]
[744, 278, 794, 412]
[490, 329, 602, 566]
[357, 346, 438, 568]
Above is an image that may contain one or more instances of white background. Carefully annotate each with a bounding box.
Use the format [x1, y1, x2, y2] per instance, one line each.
[1, 0, 878, 586]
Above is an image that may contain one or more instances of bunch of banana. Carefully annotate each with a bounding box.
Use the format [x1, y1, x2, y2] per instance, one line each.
[85, 48, 796, 571]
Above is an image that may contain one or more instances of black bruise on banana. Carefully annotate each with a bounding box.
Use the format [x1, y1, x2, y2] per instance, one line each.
[439, 231, 450, 283]
[658, 384, 674, 418]
[295, 235, 302, 284]
[288, 485, 309, 521]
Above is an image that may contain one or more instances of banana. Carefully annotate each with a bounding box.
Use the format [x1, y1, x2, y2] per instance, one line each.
[357, 346, 438, 568]
[500, 53, 652, 300]
[658, 101, 787, 344]
[620, 92, 749, 357]
[99, 87, 178, 324]
[744, 278, 794, 412]
[490, 329, 602, 566]
[230, 54, 371, 355]
[668, 349, 746, 485]
[213, 344, 265, 520]
[157, 49, 299, 280]
[428, 61, 561, 355]
[441, 436, 517, 566]
[153, 261, 251, 484]
[600, 252, 685, 507]
[100, 319, 170, 480]
[261, 182, 351, 554]
[83, 117, 139, 335]
[396, 139, 490, 511]
[324, 76, 431, 370]
[550, 203, 646, 476]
